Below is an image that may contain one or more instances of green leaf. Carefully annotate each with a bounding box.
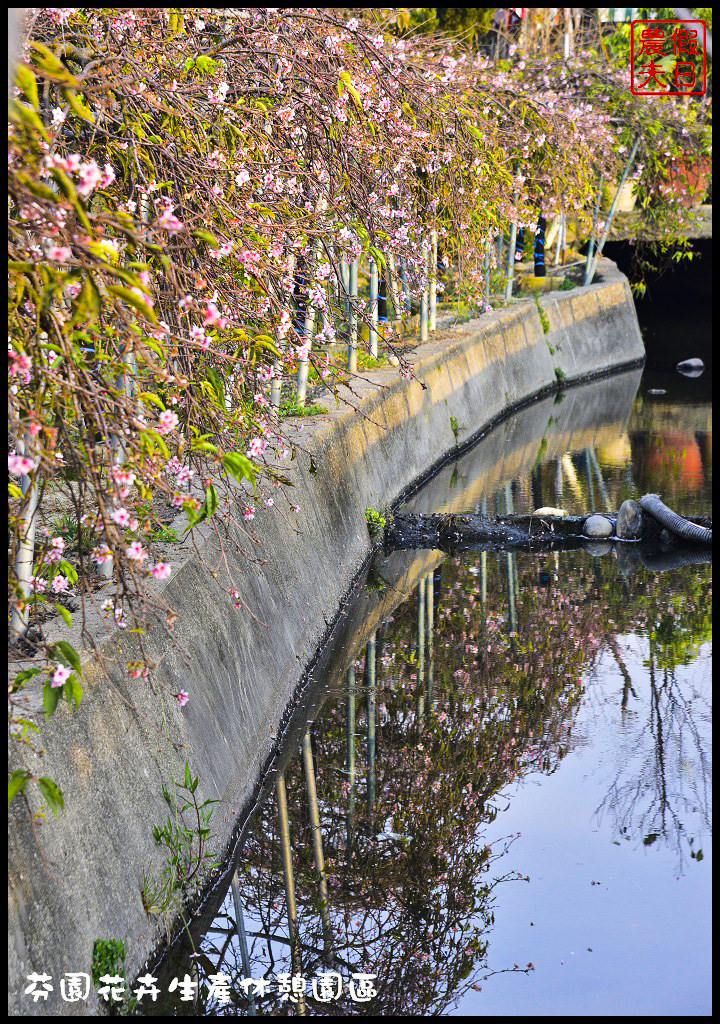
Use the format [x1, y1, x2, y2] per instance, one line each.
[8, 98, 50, 143]
[141, 429, 169, 461]
[106, 285, 158, 324]
[138, 391, 166, 411]
[204, 484, 219, 519]
[43, 680, 62, 719]
[54, 603, 73, 628]
[205, 368, 225, 408]
[192, 230, 218, 245]
[63, 674, 83, 708]
[15, 65, 39, 111]
[70, 275, 101, 325]
[8, 769, 32, 806]
[184, 761, 192, 789]
[58, 560, 79, 583]
[222, 452, 257, 486]
[253, 334, 280, 358]
[12, 667, 43, 689]
[30, 41, 79, 85]
[51, 640, 82, 675]
[37, 776, 65, 815]
[61, 87, 95, 123]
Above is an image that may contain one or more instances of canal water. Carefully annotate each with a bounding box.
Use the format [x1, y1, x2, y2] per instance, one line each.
[147, 364, 711, 1016]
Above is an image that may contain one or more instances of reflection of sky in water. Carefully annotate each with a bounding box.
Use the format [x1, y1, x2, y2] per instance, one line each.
[465, 640, 711, 1017]
[148, 369, 711, 1016]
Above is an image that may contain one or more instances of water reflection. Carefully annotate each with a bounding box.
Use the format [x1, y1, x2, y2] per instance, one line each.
[148, 369, 711, 1016]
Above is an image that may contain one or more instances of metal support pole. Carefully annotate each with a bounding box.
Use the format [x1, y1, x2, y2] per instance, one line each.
[369, 259, 379, 358]
[426, 572, 434, 705]
[583, 175, 604, 287]
[505, 223, 517, 302]
[588, 447, 611, 511]
[271, 254, 295, 407]
[585, 448, 596, 512]
[345, 665, 356, 858]
[10, 438, 39, 640]
[555, 457, 563, 505]
[297, 243, 320, 406]
[420, 257, 429, 342]
[483, 252, 491, 308]
[557, 209, 565, 266]
[302, 731, 333, 960]
[480, 496, 487, 604]
[505, 482, 519, 601]
[366, 633, 376, 819]
[416, 577, 426, 725]
[230, 874, 257, 1015]
[387, 254, 402, 326]
[586, 136, 640, 285]
[347, 257, 358, 374]
[429, 229, 438, 331]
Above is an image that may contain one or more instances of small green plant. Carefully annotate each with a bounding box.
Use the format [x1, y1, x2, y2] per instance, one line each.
[279, 400, 328, 418]
[142, 762, 218, 915]
[92, 938, 126, 988]
[554, 367, 566, 382]
[364, 567, 389, 593]
[450, 415, 461, 445]
[151, 525, 179, 543]
[365, 506, 387, 543]
[91, 939, 138, 1015]
[557, 277, 576, 292]
[534, 297, 550, 335]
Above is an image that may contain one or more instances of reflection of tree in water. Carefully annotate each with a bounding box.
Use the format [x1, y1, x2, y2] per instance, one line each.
[158, 550, 605, 1016]
[148, 431, 711, 1015]
[589, 567, 712, 877]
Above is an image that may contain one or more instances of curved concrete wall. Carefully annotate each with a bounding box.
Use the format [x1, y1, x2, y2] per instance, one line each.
[8, 258, 644, 1015]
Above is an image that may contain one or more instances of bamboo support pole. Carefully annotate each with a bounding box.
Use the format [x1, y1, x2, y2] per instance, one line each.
[276, 772, 306, 1013]
[301, 731, 333, 960]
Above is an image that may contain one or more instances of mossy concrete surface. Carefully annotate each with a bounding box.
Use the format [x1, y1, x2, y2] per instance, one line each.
[8, 257, 644, 1015]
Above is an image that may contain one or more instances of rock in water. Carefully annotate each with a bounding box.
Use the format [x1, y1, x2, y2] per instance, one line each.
[616, 499, 643, 540]
[585, 540, 612, 557]
[677, 358, 705, 378]
[533, 506, 568, 517]
[583, 514, 613, 539]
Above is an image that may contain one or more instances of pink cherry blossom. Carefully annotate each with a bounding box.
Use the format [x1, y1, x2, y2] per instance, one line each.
[52, 664, 72, 687]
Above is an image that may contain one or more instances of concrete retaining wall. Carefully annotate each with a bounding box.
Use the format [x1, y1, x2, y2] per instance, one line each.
[7, 258, 644, 1015]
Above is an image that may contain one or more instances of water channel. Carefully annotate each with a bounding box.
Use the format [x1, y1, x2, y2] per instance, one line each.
[145, 356, 711, 1016]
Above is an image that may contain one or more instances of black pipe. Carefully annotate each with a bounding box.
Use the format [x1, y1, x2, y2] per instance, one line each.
[638, 493, 712, 545]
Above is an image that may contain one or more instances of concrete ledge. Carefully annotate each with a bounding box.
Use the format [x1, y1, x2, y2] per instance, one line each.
[7, 257, 645, 1015]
